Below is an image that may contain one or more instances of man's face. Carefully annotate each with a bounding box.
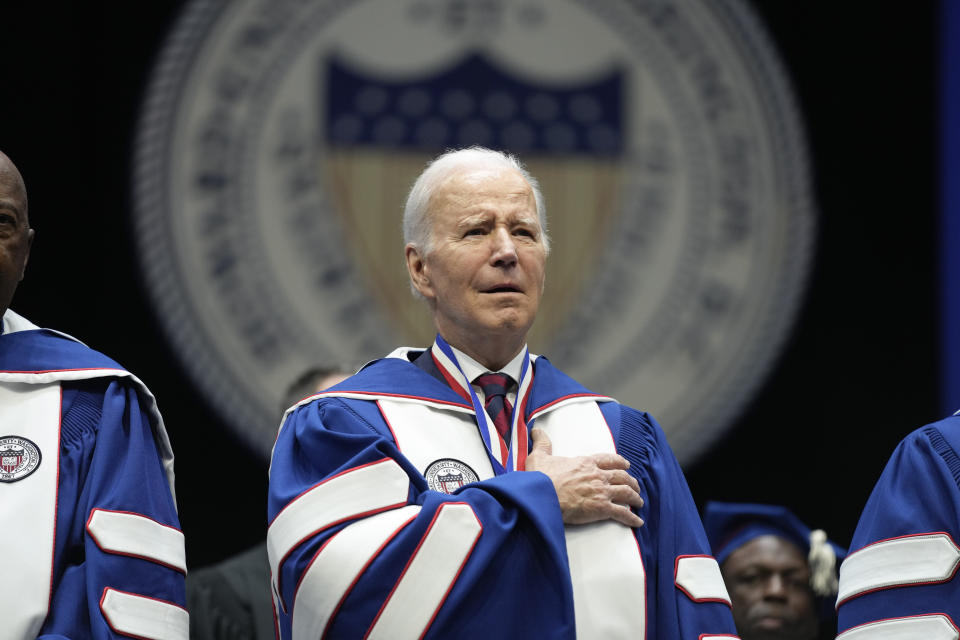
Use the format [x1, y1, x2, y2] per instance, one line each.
[721, 535, 820, 640]
[0, 159, 33, 315]
[407, 167, 546, 359]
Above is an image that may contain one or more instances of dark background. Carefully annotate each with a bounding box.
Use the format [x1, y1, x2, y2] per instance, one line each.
[0, 2, 942, 567]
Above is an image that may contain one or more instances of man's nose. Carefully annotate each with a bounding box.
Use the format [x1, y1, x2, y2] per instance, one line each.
[762, 574, 788, 600]
[490, 227, 518, 266]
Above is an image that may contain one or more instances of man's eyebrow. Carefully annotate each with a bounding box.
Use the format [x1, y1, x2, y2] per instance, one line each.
[456, 214, 491, 228]
[737, 562, 807, 573]
[0, 200, 22, 216]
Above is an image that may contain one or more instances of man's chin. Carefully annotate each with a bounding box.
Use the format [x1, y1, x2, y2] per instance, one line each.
[479, 292, 529, 312]
[742, 629, 788, 640]
[478, 306, 535, 330]
[754, 615, 788, 630]
[742, 617, 812, 640]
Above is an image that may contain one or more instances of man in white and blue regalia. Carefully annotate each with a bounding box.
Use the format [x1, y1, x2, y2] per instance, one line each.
[836, 410, 960, 639]
[267, 147, 739, 639]
[0, 150, 187, 639]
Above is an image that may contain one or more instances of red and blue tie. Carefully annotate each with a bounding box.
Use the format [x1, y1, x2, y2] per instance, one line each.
[474, 372, 514, 442]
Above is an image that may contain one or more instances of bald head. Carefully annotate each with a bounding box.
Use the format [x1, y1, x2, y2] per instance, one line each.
[0, 152, 28, 221]
[0, 151, 34, 318]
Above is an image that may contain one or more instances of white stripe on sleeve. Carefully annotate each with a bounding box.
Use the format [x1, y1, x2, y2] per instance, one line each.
[365, 503, 482, 640]
[86, 509, 186, 573]
[100, 588, 188, 640]
[292, 506, 421, 640]
[675, 555, 731, 604]
[837, 532, 960, 605]
[268, 458, 410, 598]
[837, 614, 959, 640]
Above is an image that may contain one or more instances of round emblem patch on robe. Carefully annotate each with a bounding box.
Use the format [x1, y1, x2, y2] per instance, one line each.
[425, 459, 479, 495]
[0, 436, 42, 483]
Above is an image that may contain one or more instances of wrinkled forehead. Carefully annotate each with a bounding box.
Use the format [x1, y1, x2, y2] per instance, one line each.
[429, 167, 536, 220]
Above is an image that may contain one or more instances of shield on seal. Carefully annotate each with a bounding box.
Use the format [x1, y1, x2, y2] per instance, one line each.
[438, 471, 466, 493]
[319, 52, 626, 350]
[1, 451, 23, 474]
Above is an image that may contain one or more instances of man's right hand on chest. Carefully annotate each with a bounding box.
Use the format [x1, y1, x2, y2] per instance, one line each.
[525, 428, 645, 528]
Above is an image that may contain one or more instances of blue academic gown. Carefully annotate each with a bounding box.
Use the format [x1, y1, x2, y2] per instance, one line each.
[268, 344, 737, 639]
[0, 311, 186, 639]
[836, 412, 960, 639]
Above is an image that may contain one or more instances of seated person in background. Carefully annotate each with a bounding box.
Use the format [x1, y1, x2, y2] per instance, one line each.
[836, 410, 960, 639]
[0, 150, 186, 638]
[187, 366, 350, 640]
[267, 147, 738, 639]
[703, 501, 846, 640]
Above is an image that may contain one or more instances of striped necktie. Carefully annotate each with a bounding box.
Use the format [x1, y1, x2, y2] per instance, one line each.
[474, 372, 514, 442]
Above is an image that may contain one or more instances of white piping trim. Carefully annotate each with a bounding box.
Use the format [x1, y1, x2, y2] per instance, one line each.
[87, 509, 186, 573]
[837, 614, 959, 640]
[837, 532, 960, 605]
[528, 394, 616, 421]
[271, 392, 478, 477]
[292, 506, 421, 640]
[304, 392, 475, 414]
[675, 556, 731, 604]
[268, 458, 410, 606]
[100, 588, 188, 640]
[366, 503, 482, 640]
[0, 381, 59, 638]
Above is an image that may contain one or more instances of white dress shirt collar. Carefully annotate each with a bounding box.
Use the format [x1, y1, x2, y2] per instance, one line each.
[448, 344, 526, 404]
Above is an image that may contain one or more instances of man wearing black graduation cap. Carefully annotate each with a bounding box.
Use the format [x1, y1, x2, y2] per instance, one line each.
[703, 502, 846, 640]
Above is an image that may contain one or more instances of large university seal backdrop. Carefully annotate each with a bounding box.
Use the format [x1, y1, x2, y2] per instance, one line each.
[134, 0, 814, 464]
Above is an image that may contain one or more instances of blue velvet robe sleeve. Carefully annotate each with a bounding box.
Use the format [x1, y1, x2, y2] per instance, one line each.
[270, 395, 737, 639]
[603, 404, 739, 640]
[268, 396, 578, 639]
[38, 379, 186, 639]
[836, 417, 960, 634]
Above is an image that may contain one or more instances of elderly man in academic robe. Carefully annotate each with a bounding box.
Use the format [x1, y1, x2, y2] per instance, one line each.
[267, 147, 738, 639]
[0, 150, 187, 639]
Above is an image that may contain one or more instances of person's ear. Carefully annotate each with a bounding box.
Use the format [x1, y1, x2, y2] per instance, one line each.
[405, 244, 434, 299]
[19, 228, 34, 281]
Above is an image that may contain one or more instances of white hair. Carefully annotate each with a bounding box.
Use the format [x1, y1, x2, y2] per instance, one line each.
[402, 146, 550, 256]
